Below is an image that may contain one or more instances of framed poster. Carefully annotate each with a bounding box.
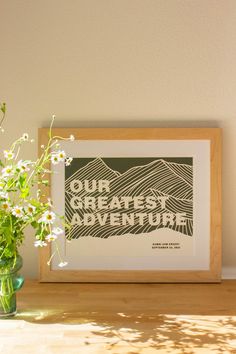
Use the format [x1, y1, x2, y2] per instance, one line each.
[38, 128, 222, 283]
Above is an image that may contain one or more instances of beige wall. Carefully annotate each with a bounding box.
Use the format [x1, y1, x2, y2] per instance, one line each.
[0, 0, 235, 279]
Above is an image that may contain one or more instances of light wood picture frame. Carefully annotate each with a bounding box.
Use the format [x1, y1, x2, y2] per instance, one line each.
[38, 128, 222, 283]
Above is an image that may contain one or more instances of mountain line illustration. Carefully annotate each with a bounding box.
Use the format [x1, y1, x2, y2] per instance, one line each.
[65, 157, 193, 239]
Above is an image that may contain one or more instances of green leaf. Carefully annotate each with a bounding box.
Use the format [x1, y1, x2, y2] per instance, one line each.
[41, 180, 49, 186]
[0, 102, 6, 114]
[19, 173, 27, 188]
[1, 227, 13, 244]
[20, 188, 29, 198]
[31, 221, 38, 229]
[28, 199, 41, 208]
[7, 178, 15, 188]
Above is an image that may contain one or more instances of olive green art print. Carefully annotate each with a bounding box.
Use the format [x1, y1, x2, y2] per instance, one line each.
[65, 157, 193, 240]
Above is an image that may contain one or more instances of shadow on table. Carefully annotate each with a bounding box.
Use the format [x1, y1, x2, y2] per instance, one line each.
[15, 308, 236, 353]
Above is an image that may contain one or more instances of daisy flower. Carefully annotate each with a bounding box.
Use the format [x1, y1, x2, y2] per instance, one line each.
[34, 240, 47, 247]
[12, 206, 24, 218]
[57, 150, 66, 162]
[38, 210, 56, 224]
[0, 191, 9, 200]
[52, 227, 63, 235]
[51, 154, 60, 165]
[1, 201, 11, 212]
[3, 150, 15, 160]
[25, 204, 36, 216]
[2, 165, 14, 177]
[22, 133, 29, 141]
[45, 233, 58, 242]
[17, 160, 30, 173]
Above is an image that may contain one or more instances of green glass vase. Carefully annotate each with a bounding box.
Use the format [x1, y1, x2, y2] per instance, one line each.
[0, 255, 24, 318]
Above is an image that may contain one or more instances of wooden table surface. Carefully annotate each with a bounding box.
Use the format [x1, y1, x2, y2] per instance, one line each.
[1, 280, 236, 353]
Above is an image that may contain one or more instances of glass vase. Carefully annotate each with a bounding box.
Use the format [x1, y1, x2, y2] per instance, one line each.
[0, 255, 24, 318]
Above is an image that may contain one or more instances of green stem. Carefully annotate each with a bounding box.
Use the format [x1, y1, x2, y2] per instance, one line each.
[0, 269, 14, 314]
[0, 103, 6, 128]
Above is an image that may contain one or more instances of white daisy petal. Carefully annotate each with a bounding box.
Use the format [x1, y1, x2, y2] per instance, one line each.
[52, 227, 63, 235]
[17, 160, 30, 173]
[0, 191, 9, 199]
[34, 240, 47, 247]
[38, 211, 56, 224]
[57, 150, 66, 162]
[2, 165, 14, 177]
[45, 234, 58, 242]
[51, 154, 60, 165]
[1, 201, 11, 211]
[25, 204, 36, 216]
[3, 150, 15, 160]
[12, 206, 24, 218]
[22, 133, 29, 141]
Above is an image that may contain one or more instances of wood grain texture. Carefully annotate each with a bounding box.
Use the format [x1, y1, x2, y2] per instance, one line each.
[2, 280, 236, 354]
[38, 128, 222, 283]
